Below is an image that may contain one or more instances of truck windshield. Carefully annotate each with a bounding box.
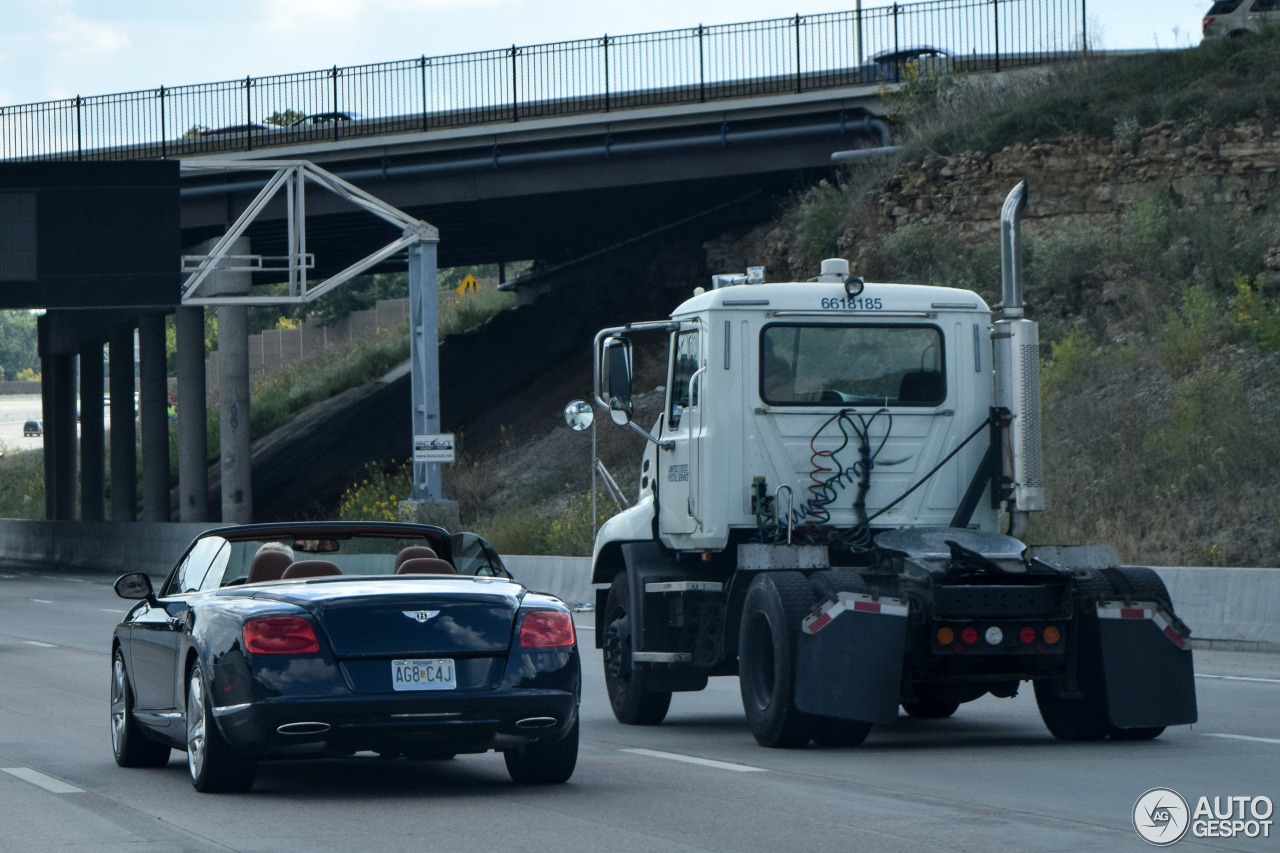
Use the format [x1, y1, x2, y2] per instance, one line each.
[760, 324, 944, 407]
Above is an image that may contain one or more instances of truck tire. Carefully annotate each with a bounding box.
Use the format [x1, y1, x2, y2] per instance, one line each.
[602, 572, 672, 725]
[739, 571, 814, 748]
[1101, 566, 1172, 741]
[1034, 572, 1112, 741]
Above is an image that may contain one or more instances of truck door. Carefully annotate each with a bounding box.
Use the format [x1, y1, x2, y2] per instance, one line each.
[658, 325, 702, 534]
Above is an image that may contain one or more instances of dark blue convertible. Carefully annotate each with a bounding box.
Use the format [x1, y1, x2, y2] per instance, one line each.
[110, 522, 580, 792]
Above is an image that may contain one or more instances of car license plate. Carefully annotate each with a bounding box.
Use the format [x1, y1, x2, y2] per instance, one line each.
[391, 659, 456, 691]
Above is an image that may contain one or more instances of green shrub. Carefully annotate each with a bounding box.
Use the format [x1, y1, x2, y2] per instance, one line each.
[1157, 285, 1228, 376]
[338, 460, 412, 522]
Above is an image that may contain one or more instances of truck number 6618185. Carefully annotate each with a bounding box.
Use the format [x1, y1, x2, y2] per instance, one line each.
[820, 296, 883, 310]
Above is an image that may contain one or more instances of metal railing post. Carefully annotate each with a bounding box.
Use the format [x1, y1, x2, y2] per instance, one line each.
[794, 14, 803, 94]
[698, 25, 706, 103]
[510, 45, 518, 122]
[420, 57, 429, 131]
[75, 96, 83, 161]
[993, 0, 1001, 72]
[856, 0, 864, 68]
[244, 75, 253, 151]
[1081, 0, 1088, 54]
[159, 87, 166, 158]
[331, 65, 340, 141]
[603, 35, 610, 113]
[893, 4, 901, 82]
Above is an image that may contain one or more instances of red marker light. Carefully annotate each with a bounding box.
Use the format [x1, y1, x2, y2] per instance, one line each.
[960, 626, 979, 645]
[243, 616, 320, 654]
[1020, 626, 1037, 644]
[520, 610, 576, 648]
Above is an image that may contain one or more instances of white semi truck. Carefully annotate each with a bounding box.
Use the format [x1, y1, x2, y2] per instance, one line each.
[565, 183, 1197, 747]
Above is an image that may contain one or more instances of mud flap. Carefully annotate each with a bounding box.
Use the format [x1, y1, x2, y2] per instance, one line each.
[1096, 602, 1198, 729]
[793, 593, 908, 725]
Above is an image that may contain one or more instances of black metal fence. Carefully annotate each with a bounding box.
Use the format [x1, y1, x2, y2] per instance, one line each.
[0, 0, 1084, 162]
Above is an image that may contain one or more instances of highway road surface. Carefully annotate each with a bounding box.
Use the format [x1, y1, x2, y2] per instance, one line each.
[0, 567, 1276, 852]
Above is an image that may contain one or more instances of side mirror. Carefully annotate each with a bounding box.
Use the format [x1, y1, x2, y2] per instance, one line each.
[603, 335, 633, 410]
[609, 396, 634, 426]
[114, 571, 155, 601]
[563, 400, 594, 431]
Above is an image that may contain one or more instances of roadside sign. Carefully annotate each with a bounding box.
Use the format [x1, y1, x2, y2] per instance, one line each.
[455, 273, 480, 295]
[413, 433, 456, 463]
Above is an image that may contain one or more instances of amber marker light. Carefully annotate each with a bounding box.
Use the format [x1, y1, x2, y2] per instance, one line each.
[936, 626, 955, 645]
[1043, 625, 1062, 645]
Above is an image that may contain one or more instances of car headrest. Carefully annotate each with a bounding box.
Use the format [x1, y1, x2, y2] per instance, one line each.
[247, 550, 293, 584]
[281, 560, 342, 579]
[395, 557, 456, 575]
[394, 545, 438, 572]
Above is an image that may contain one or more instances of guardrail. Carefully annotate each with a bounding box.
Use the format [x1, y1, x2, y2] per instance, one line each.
[0, 0, 1086, 162]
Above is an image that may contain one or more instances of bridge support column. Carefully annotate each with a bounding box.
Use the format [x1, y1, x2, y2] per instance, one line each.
[38, 316, 78, 521]
[176, 306, 209, 522]
[78, 341, 105, 522]
[139, 313, 170, 521]
[208, 237, 253, 524]
[109, 324, 137, 522]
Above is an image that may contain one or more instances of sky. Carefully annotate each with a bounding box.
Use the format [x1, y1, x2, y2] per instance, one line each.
[0, 0, 1212, 107]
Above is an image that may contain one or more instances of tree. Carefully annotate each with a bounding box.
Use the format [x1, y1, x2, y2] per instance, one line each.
[264, 109, 305, 128]
[0, 311, 39, 380]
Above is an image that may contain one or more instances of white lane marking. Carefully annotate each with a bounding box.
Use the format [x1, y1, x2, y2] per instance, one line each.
[1197, 673, 1280, 685]
[1203, 733, 1280, 745]
[45, 576, 84, 583]
[2, 767, 83, 794]
[100, 609, 127, 615]
[23, 641, 55, 648]
[29, 599, 53, 604]
[622, 748, 766, 773]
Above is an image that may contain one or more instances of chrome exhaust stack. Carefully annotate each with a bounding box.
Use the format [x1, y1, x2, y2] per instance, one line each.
[992, 182, 1045, 536]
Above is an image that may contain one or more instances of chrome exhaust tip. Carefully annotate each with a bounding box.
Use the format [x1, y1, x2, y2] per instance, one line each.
[514, 716, 558, 730]
[276, 721, 331, 736]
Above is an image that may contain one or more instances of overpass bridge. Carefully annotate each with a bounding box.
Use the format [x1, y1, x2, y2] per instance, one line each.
[1, 0, 1087, 527]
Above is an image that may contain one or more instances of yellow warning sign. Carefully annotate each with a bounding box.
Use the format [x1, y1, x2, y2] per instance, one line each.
[455, 273, 480, 295]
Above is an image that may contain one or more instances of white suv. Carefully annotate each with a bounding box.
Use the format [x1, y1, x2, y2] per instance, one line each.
[1203, 0, 1280, 39]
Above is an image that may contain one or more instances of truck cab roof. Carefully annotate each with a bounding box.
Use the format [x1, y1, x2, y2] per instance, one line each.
[670, 279, 993, 318]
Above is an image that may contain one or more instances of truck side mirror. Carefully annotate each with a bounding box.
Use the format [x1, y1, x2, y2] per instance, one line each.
[604, 335, 633, 408]
[563, 400, 594, 431]
[609, 396, 634, 426]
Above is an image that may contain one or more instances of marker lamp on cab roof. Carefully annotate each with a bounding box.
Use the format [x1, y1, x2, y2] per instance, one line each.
[845, 276, 865, 298]
[746, 266, 765, 284]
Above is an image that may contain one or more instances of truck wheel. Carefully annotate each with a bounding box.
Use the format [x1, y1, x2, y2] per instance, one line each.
[902, 698, 960, 719]
[739, 572, 814, 748]
[1035, 571, 1112, 741]
[1102, 566, 1172, 608]
[602, 572, 672, 725]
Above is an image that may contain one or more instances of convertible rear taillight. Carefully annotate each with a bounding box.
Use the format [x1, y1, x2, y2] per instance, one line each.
[243, 616, 320, 654]
[519, 610, 575, 648]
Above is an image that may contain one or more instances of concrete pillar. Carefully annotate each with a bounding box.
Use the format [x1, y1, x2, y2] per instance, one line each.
[78, 342, 106, 522]
[218, 303, 251, 523]
[205, 236, 253, 524]
[139, 313, 170, 522]
[176, 306, 209, 522]
[45, 349, 77, 522]
[109, 325, 137, 522]
[408, 240, 444, 500]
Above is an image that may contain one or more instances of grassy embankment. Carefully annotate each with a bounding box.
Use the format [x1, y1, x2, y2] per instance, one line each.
[787, 32, 1280, 566]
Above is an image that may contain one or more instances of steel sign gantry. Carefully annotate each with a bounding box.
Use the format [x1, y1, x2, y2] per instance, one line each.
[179, 159, 445, 520]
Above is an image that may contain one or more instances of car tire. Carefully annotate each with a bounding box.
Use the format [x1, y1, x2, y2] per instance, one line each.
[902, 698, 960, 719]
[739, 571, 814, 749]
[602, 573, 672, 725]
[110, 650, 171, 768]
[504, 717, 579, 784]
[186, 661, 256, 793]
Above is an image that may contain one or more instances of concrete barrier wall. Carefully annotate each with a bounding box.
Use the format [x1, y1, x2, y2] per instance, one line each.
[0, 520, 1274, 650]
